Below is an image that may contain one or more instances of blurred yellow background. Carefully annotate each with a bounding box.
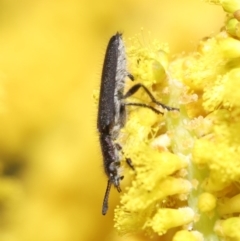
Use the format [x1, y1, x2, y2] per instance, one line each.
[0, 1, 223, 241]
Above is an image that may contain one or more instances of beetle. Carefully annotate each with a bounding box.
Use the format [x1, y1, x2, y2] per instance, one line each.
[97, 33, 178, 215]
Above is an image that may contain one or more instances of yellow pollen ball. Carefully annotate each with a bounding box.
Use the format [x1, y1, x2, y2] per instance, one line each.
[198, 192, 216, 212]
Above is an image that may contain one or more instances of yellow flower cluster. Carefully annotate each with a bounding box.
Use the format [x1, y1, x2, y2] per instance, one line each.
[114, 1, 240, 240]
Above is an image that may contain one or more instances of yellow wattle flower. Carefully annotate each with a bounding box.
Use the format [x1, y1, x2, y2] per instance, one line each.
[113, 1, 240, 240]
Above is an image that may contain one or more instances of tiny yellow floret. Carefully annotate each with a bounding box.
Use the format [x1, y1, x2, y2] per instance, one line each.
[214, 217, 240, 240]
[198, 192, 216, 213]
[218, 194, 240, 215]
[173, 230, 204, 241]
[225, 18, 239, 37]
[218, 37, 240, 58]
[206, 0, 240, 13]
[144, 208, 195, 236]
